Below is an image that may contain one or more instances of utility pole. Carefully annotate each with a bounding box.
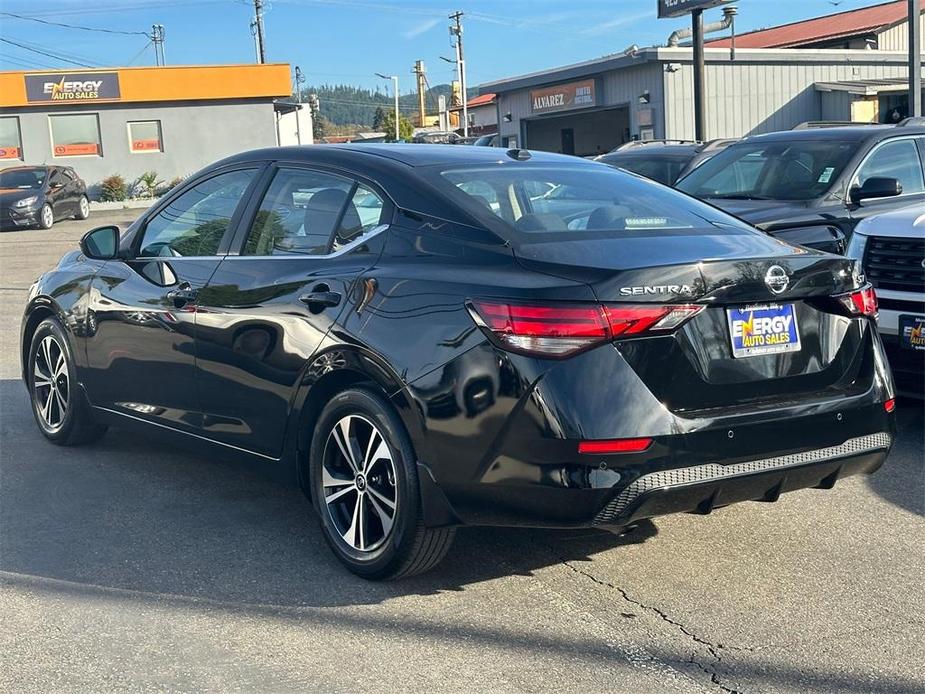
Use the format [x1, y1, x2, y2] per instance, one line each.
[249, 18, 260, 63]
[691, 9, 706, 141]
[254, 0, 267, 64]
[294, 65, 305, 103]
[151, 24, 166, 66]
[449, 11, 468, 137]
[910, 0, 922, 118]
[413, 60, 427, 127]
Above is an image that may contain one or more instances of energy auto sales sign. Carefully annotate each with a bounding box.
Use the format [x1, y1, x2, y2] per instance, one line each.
[530, 79, 596, 115]
[25, 72, 121, 104]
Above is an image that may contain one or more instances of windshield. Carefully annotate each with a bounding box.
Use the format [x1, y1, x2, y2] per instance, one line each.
[676, 140, 856, 201]
[0, 169, 46, 190]
[431, 163, 752, 241]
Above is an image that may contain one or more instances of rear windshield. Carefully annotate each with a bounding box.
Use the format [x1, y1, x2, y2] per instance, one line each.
[431, 163, 751, 241]
[599, 154, 691, 186]
[676, 140, 856, 201]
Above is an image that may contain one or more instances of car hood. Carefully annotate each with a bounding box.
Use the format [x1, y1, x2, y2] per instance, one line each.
[703, 198, 827, 230]
[854, 203, 925, 238]
[0, 188, 42, 206]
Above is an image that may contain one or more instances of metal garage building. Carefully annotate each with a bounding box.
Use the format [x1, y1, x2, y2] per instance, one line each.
[481, 2, 925, 156]
[0, 63, 299, 194]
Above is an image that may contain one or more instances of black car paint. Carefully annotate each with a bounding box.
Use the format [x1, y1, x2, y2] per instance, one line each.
[21, 145, 895, 532]
[676, 126, 925, 254]
[0, 165, 87, 229]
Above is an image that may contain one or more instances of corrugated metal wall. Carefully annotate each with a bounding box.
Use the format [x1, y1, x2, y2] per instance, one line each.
[878, 12, 925, 51]
[663, 57, 911, 140]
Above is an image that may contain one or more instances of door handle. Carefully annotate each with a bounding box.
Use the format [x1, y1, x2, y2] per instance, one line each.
[166, 283, 199, 306]
[300, 290, 342, 309]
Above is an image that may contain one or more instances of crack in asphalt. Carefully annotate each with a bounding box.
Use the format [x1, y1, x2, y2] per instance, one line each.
[561, 559, 749, 694]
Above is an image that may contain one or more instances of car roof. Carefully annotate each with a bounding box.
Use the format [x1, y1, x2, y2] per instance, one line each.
[743, 125, 925, 143]
[1, 165, 50, 173]
[220, 143, 590, 169]
[601, 144, 700, 159]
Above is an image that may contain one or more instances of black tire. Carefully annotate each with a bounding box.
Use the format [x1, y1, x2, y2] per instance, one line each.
[309, 387, 454, 580]
[27, 318, 107, 446]
[75, 195, 90, 220]
[38, 203, 54, 230]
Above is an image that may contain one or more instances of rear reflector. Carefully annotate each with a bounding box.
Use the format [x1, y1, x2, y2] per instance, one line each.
[884, 398, 896, 413]
[837, 286, 878, 318]
[469, 301, 703, 357]
[578, 438, 653, 455]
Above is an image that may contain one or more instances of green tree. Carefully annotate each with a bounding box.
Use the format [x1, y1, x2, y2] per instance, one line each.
[381, 111, 414, 142]
[313, 115, 328, 141]
[372, 106, 387, 131]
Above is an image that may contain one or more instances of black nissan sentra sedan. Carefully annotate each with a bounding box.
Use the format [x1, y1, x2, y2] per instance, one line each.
[21, 144, 896, 579]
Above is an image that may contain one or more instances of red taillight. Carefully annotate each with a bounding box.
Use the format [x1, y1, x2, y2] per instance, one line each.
[470, 301, 703, 357]
[884, 398, 896, 413]
[578, 437, 653, 454]
[838, 286, 878, 318]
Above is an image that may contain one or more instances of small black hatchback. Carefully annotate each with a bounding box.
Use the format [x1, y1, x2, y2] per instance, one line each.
[21, 145, 896, 578]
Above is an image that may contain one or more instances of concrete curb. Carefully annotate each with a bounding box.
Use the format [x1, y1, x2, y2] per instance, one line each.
[89, 200, 153, 212]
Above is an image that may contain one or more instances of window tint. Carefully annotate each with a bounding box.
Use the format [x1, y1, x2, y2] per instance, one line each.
[243, 168, 354, 256]
[603, 156, 688, 186]
[140, 169, 256, 257]
[331, 184, 386, 251]
[855, 139, 924, 195]
[434, 164, 750, 240]
[677, 140, 856, 201]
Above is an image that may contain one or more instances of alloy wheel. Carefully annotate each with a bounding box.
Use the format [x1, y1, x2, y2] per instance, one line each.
[321, 414, 398, 552]
[41, 205, 53, 228]
[79, 197, 89, 218]
[33, 335, 69, 430]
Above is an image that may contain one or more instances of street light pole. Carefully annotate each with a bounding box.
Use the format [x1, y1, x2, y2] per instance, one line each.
[449, 11, 468, 137]
[910, 0, 922, 118]
[376, 73, 400, 141]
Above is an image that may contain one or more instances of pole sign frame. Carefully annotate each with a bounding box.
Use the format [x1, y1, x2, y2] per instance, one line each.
[658, 0, 729, 19]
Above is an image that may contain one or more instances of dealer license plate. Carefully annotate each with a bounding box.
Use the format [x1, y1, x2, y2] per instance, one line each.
[899, 314, 925, 351]
[727, 304, 801, 358]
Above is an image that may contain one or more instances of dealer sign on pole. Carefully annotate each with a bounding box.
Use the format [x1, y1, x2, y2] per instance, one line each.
[658, 0, 730, 19]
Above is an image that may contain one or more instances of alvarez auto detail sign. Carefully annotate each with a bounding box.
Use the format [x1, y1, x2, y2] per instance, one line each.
[530, 79, 596, 115]
[25, 72, 121, 104]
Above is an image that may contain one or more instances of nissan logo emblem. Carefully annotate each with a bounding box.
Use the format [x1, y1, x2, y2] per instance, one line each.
[765, 265, 790, 294]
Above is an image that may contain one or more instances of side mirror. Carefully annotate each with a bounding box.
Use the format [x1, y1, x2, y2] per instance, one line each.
[79, 225, 121, 260]
[849, 177, 902, 205]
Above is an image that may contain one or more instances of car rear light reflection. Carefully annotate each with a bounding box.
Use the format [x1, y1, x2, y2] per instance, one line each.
[469, 301, 703, 358]
[837, 286, 878, 318]
[578, 438, 653, 455]
[884, 398, 896, 413]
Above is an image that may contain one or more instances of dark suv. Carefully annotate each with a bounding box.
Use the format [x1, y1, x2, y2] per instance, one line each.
[676, 122, 925, 254]
[597, 139, 735, 186]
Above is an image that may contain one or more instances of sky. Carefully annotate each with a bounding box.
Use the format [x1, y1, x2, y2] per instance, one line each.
[0, 0, 904, 94]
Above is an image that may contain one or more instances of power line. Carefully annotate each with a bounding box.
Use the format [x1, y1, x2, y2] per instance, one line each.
[0, 37, 97, 67]
[0, 11, 150, 36]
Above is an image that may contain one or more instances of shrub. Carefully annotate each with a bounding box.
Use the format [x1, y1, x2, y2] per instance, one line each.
[157, 175, 186, 197]
[100, 174, 127, 202]
[134, 170, 162, 199]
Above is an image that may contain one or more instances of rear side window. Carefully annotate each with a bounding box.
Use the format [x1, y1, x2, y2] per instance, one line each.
[854, 139, 924, 195]
[139, 169, 257, 257]
[434, 164, 749, 240]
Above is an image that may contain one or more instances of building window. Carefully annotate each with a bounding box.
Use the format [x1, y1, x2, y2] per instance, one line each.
[0, 117, 23, 160]
[128, 120, 163, 153]
[49, 113, 102, 157]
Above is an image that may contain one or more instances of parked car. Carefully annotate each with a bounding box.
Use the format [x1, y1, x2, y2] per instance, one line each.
[847, 204, 924, 397]
[597, 139, 735, 186]
[0, 165, 90, 230]
[22, 144, 895, 579]
[471, 133, 498, 147]
[676, 122, 925, 254]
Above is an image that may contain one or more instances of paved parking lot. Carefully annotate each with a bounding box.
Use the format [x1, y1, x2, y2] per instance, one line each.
[1, 212, 923, 693]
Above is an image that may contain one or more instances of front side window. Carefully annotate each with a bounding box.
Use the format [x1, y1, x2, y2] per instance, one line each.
[243, 168, 359, 256]
[677, 140, 857, 201]
[139, 169, 257, 257]
[854, 138, 924, 195]
[49, 114, 102, 157]
[433, 164, 750, 240]
[128, 120, 163, 153]
[0, 117, 23, 160]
